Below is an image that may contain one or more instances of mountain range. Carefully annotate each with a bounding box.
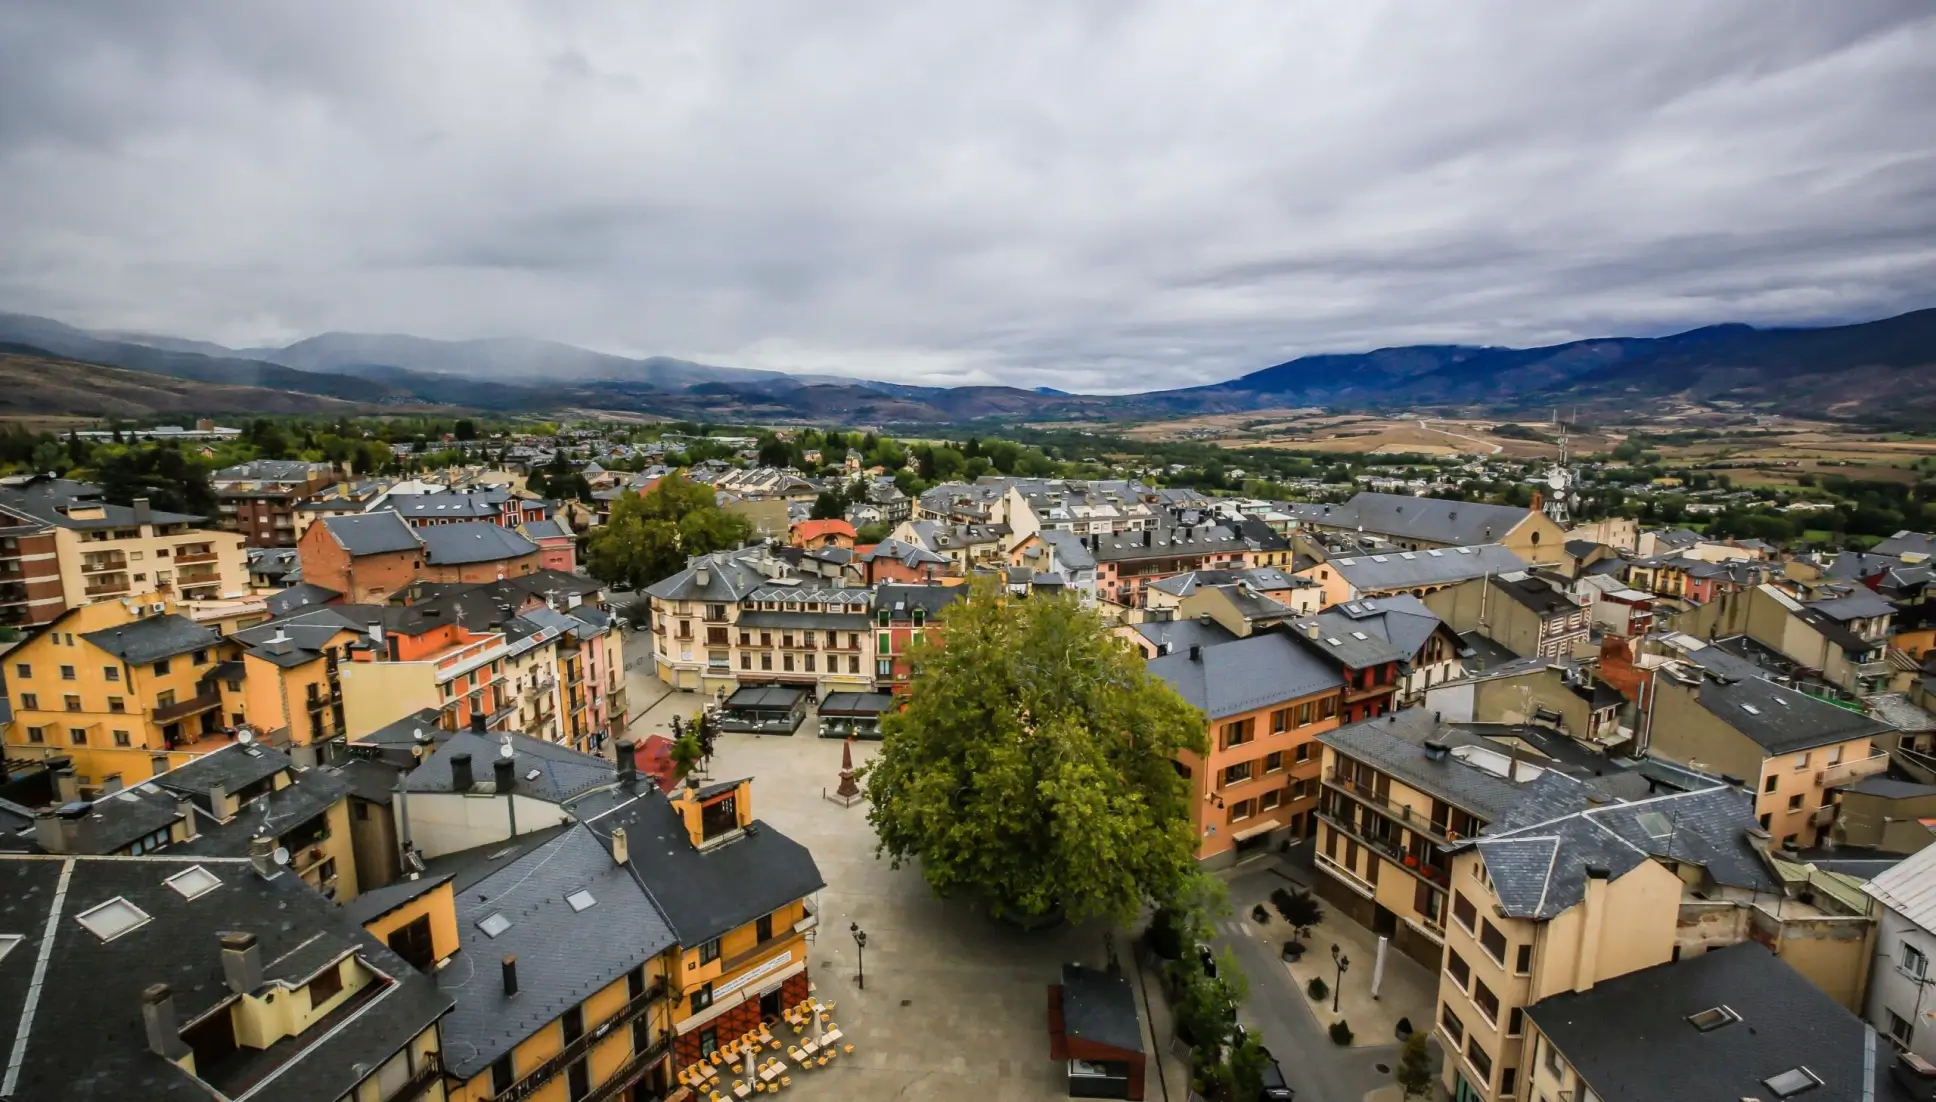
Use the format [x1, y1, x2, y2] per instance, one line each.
[2, 307, 1931, 426]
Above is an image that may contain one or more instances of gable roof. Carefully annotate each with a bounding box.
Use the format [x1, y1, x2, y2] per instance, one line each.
[319, 511, 421, 556]
[1327, 492, 1538, 546]
[407, 730, 618, 805]
[418, 521, 539, 565]
[265, 582, 341, 617]
[81, 614, 222, 666]
[1324, 543, 1528, 593]
[1147, 631, 1344, 719]
[1683, 667, 1894, 754]
[1862, 839, 1936, 931]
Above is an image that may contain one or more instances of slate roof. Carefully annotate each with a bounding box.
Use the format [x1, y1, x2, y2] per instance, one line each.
[320, 511, 422, 556]
[0, 479, 203, 529]
[1147, 631, 1344, 719]
[418, 521, 539, 565]
[1684, 667, 1894, 754]
[1862, 841, 1936, 931]
[519, 518, 571, 541]
[644, 549, 772, 602]
[389, 493, 503, 520]
[1464, 783, 1774, 919]
[1524, 943, 1878, 1102]
[1289, 600, 1432, 670]
[153, 741, 287, 803]
[574, 784, 826, 947]
[331, 757, 404, 805]
[406, 730, 618, 805]
[1060, 963, 1144, 1056]
[1491, 571, 1582, 616]
[1320, 492, 1537, 546]
[0, 853, 452, 1102]
[872, 582, 969, 621]
[215, 459, 326, 483]
[1134, 616, 1239, 657]
[1869, 693, 1936, 734]
[1038, 530, 1096, 571]
[232, 609, 359, 666]
[341, 872, 453, 926]
[1089, 524, 1243, 564]
[858, 537, 947, 568]
[1319, 710, 1592, 822]
[1875, 531, 1936, 558]
[436, 828, 677, 1079]
[265, 582, 341, 617]
[81, 614, 221, 666]
[1807, 587, 1897, 623]
[1325, 543, 1528, 593]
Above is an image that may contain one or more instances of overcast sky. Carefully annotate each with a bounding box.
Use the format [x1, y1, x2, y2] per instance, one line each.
[2, 2, 1932, 393]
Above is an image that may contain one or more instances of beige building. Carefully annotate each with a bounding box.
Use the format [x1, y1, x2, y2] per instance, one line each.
[1671, 582, 1895, 697]
[1294, 492, 1568, 567]
[0, 478, 250, 611]
[1423, 570, 1589, 662]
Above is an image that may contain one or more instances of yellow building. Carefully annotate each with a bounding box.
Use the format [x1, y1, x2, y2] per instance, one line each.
[231, 612, 361, 764]
[5, 597, 245, 789]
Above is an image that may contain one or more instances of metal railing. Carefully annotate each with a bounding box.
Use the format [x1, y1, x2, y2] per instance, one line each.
[1821, 751, 1889, 788]
[153, 691, 222, 723]
[1317, 807, 1450, 886]
[381, 1048, 443, 1102]
[1322, 768, 1449, 840]
[584, 1035, 673, 1102]
[495, 978, 667, 1102]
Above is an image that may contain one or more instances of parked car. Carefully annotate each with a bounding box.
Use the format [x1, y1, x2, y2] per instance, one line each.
[1260, 1046, 1294, 1101]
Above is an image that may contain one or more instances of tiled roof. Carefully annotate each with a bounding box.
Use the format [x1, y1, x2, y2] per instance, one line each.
[1147, 631, 1344, 719]
[418, 522, 539, 565]
[81, 614, 222, 666]
[1324, 543, 1527, 592]
[319, 511, 421, 556]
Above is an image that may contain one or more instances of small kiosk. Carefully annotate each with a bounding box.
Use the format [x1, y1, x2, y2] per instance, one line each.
[816, 692, 897, 739]
[1048, 963, 1146, 1100]
[717, 685, 809, 735]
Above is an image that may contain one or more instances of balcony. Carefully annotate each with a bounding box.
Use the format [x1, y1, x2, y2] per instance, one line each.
[1812, 804, 1837, 828]
[1315, 849, 1375, 898]
[583, 1034, 673, 1102]
[495, 978, 666, 1102]
[1318, 807, 1450, 887]
[1820, 751, 1889, 789]
[81, 555, 129, 574]
[1323, 768, 1450, 842]
[83, 577, 132, 598]
[381, 1048, 442, 1102]
[174, 549, 220, 565]
[153, 691, 222, 723]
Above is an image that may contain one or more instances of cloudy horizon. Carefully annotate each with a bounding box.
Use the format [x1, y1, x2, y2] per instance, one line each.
[2, 2, 1933, 394]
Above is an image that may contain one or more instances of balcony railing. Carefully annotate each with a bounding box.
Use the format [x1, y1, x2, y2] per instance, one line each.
[584, 1034, 673, 1102]
[1323, 768, 1450, 841]
[81, 556, 128, 574]
[382, 1048, 443, 1102]
[1318, 808, 1449, 886]
[1821, 751, 1889, 789]
[174, 550, 219, 564]
[1315, 849, 1375, 898]
[83, 579, 132, 597]
[494, 978, 666, 1102]
[153, 691, 222, 723]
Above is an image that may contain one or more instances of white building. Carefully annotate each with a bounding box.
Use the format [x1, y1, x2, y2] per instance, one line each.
[1861, 843, 1936, 1058]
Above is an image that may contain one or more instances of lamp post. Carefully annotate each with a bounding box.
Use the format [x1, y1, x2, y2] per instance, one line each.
[1330, 943, 1350, 1014]
[851, 922, 868, 991]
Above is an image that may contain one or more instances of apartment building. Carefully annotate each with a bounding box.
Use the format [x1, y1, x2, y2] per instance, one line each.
[1862, 843, 1936, 1060]
[212, 458, 338, 547]
[1424, 570, 1590, 661]
[1291, 492, 1567, 566]
[1642, 644, 1895, 847]
[873, 582, 968, 694]
[995, 479, 1158, 542]
[298, 511, 544, 603]
[0, 479, 250, 622]
[1286, 602, 1455, 722]
[1153, 567, 1320, 617]
[0, 849, 451, 1101]
[1147, 631, 1345, 865]
[4, 598, 245, 787]
[1091, 525, 1252, 609]
[1674, 582, 1896, 698]
[231, 612, 358, 764]
[1296, 544, 1528, 608]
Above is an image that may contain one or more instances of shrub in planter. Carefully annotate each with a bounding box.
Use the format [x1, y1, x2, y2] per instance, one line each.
[1395, 1016, 1413, 1040]
[1145, 907, 1186, 960]
[1281, 940, 1305, 962]
[1306, 976, 1328, 1001]
[1252, 904, 1270, 924]
[1329, 1020, 1354, 1046]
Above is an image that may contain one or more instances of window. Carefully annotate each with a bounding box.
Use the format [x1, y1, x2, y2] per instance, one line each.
[562, 1005, 584, 1043]
[1515, 944, 1532, 975]
[1270, 708, 1289, 733]
[1472, 980, 1499, 1024]
[69, 728, 87, 746]
[153, 660, 170, 675]
[63, 695, 80, 712]
[1265, 751, 1284, 773]
[1507, 1007, 1523, 1037]
[1440, 1003, 1464, 1045]
[756, 912, 774, 943]
[1223, 761, 1253, 787]
[567, 1059, 590, 1101]
[58, 665, 75, 681]
[877, 659, 893, 678]
[1229, 799, 1255, 822]
[76, 897, 151, 941]
[307, 961, 344, 1004]
[690, 982, 715, 1012]
[25, 726, 43, 743]
[1686, 1004, 1740, 1032]
[1759, 813, 1773, 830]
[12, 663, 27, 679]
[1220, 719, 1254, 749]
[1890, 1010, 1914, 1047]
[1296, 702, 1315, 726]
[1452, 892, 1477, 933]
[1295, 743, 1312, 762]
[1466, 1037, 1492, 1081]
[113, 730, 130, 747]
[1542, 1036, 1563, 1077]
[18, 693, 36, 711]
[1903, 942, 1928, 980]
[699, 938, 721, 964]
[1500, 1067, 1516, 1098]
[104, 665, 123, 680]
[1794, 752, 1810, 771]
[1260, 789, 1281, 811]
[1446, 949, 1470, 990]
[1764, 774, 1779, 793]
[1479, 920, 1508, 965]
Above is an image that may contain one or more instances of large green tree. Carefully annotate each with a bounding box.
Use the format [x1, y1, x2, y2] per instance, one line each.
[861, 579, 1206, 923]
[584, 475, 751, 590]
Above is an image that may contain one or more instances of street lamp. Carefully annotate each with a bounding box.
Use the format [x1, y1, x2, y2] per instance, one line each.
[1330, 943, 1351, 1013]
[851, 922, 868, 991]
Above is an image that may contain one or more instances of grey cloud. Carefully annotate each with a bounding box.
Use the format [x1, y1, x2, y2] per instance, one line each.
[1, 0, 1932, 394]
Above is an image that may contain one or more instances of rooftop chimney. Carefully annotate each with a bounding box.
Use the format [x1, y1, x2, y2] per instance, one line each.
[220, 932, 263, 996]
[450, 752, 474, 792]
[34, 806, 84, 855]
[141, 985, 190, 1059]
[1422, 740, 1450, 761]
[494, 756, 515, 794]
[53, 765, 79, 804]
[501, 955, 520, 997]
[133, 497, 152, 525]
[695, 563, 711, 587]
[616, 739, 637, 788]
[469, 709, 486, 733]
[248, 834, 280, 879]
[176, 796, 198, 841]
[1188, 644, 1202, 661]
[611, 826, 629, 866]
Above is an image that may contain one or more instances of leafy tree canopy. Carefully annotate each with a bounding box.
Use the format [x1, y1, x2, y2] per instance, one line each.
[584, 475, 751, 590]
[861, 579, 1207, 924]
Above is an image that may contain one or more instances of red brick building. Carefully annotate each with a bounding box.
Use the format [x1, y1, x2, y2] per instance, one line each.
[299, 510, 544, 603]
[213, 459, 339, 547]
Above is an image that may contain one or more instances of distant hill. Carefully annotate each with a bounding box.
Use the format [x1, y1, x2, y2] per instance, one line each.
[1145, 308, 1936, 425]
[0, 346, 367, 417]
[3, 305, 1930, 426]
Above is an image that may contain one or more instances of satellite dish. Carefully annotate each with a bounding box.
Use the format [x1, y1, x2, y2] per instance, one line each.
[499, 741, 516, 760]
[237, 729, 253, 745]
[1546, 470, 1566, 489]
[272, 847, 290, 867]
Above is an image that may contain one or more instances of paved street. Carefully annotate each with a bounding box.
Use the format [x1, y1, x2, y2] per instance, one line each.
[612, 638, 1433, 1101]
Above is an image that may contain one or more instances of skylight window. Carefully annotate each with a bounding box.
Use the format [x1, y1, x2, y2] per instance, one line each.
[1351, 632, 1369, 640]
[1337, 558, 1356, 566]
[164, 865, 222, 901]
[567, 890, 597, 912]
[1686, 1004, 1739, 1032]
[1400, 552, 1416, 560]
[76, 897, 151, 942]
[0, 934, 21, 964]
[1457, 548, 1474, 555]
[1741, 703, 1762, 715]
[1327, 638, 1344, 647]
[1371, 555, 1388, 563]
[1635, 810, 1676, 839]
[1427, 549, 1443, 557]
[477, 912, 513, 938]
[1763, 1067, 1822, 1097]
